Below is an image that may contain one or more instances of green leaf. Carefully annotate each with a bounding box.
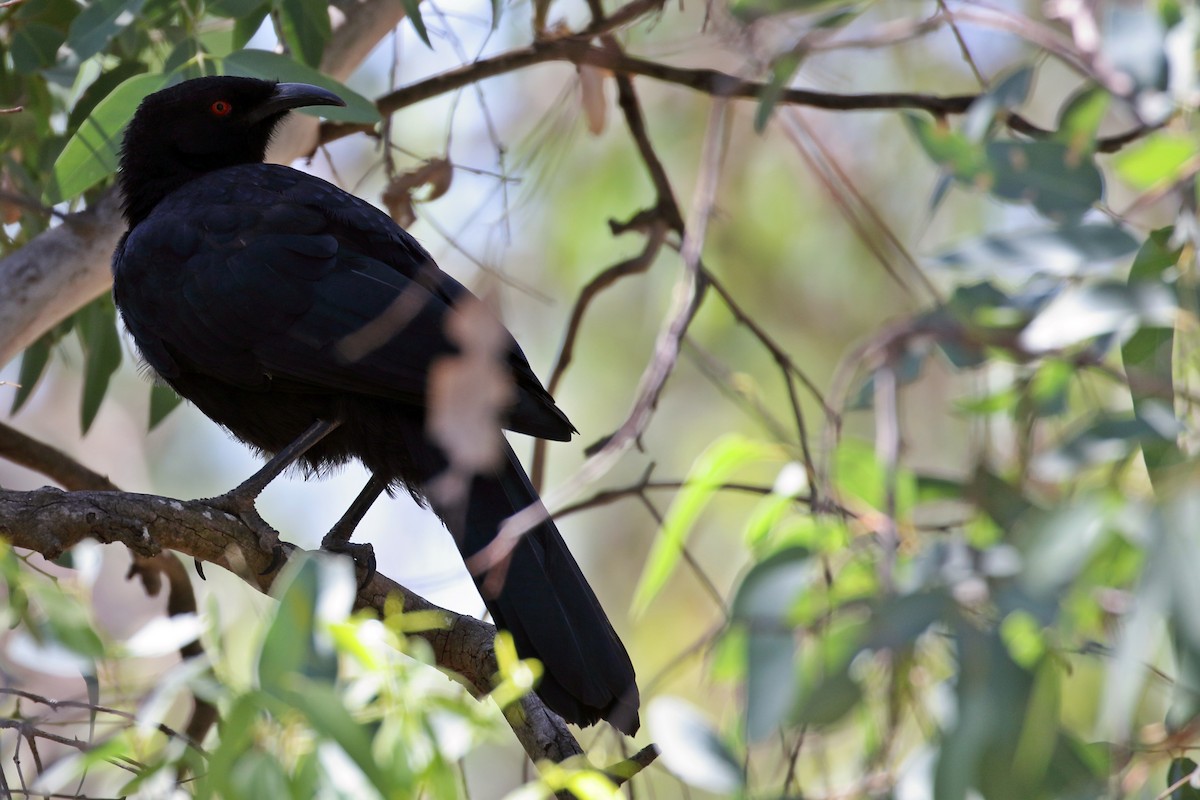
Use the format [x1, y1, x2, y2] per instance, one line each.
[67, 61, 149, 134]
[933, 223, 1139, 280]
[731, 547, 814, 740]
[12, 330, 59, 413]
[1113, 133, 1199, 190]
[228, 751, 290, 798]
[66, 0, 148, 62]
[1123, 228, 1182, 478]
[208, 0, 265, 16]
[259, 553, 356, 691]
[755, 53, 803, 133]
[1102, 515, 1169, 738]
[985, 140, 1104, 220]
[1054, 85, 1110, 155]
[1033, 411, 1182, 482]
[1167, 758, 1200, 799]
[197, 693, 265, 799]
[268, 682, 401, 793]
[729, 0, 851, 22]
[905, 113, 988, 183]
[276, 0, 331, 68]
[961, 64, 1034, 141]
[1019, 280, 1177, 352]
[793, 666, 861, 726]
[148, 383, 183, 429]
[865, 589, 951, 649]
[11, 23, 67, 72]
[76, 299, 123, 434]
[633, 435, 780, 615]
[231, 5, 270, 50]
[647, 698, 743, 793]
[400, 0, 432, 47]
[222, 50, 381, 124]
[45, 72, 171, 204]
[1017, 499, 1110, 599]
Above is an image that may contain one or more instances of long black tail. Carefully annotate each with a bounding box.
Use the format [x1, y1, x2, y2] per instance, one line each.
[429, 443, 640, 733]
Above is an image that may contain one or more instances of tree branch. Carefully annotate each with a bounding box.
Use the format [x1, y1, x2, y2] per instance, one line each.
[0, 484, 596, 765]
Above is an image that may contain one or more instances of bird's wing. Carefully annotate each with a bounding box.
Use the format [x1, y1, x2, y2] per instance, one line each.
[114, 165, 573, 440]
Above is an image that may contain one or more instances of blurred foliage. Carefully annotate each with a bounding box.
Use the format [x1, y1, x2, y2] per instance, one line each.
[8, 0, 1200, 797]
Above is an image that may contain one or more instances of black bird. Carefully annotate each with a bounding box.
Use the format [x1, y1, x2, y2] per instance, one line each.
[112, 76, 639, 733]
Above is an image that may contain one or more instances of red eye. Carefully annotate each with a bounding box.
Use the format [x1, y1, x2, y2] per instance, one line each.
[210, 100, 233, 116]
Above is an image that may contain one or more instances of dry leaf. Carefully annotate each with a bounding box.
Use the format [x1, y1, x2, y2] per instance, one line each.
[380, 158, 455, 228]
[579, 64, 609, 135]
[426, 295, 515, 476]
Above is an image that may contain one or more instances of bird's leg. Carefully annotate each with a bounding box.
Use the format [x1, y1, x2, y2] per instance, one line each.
[206, 418, 342, 552]
[321, 474, 388, 586]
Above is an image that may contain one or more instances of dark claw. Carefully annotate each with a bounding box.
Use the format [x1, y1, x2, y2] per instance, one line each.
[322, 539, 376, 590]
[259, 543, 285, 576]
[194, 557, 207, 580]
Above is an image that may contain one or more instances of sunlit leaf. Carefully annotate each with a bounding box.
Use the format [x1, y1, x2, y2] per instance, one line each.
[1113, 133, 1199, 190]
[1054, 85, 1111, 156]
[905, 112, 988, 183]
[633, 435, 780, 615]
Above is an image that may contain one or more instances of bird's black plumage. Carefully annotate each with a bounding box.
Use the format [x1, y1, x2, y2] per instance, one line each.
[112, 76, 639, 732]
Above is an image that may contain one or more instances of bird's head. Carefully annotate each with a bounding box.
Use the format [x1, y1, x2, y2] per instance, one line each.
[118, 76, 345, 225]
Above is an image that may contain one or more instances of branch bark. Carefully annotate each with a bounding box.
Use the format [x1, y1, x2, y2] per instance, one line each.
[0, 484, 591, 765]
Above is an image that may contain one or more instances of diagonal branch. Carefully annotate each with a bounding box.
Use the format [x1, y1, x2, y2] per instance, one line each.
[0, 483, 594, 766]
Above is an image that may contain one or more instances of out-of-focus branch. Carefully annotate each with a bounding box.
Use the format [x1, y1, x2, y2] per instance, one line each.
[317, 33, 1156, 154]
[0, 0, 410, 370]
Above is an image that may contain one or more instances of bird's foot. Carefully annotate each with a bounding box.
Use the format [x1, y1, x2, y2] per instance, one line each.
[320, 534, 376, 590]
[205, 489, 282, 557]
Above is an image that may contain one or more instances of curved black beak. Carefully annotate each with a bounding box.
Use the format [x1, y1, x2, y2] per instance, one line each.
[248, 82, 347, 123]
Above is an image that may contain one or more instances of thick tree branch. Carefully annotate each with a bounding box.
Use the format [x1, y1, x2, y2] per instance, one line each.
[0, 485, 595, 765]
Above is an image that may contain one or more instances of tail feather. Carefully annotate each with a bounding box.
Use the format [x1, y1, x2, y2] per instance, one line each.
[430, 443, 640, 733]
